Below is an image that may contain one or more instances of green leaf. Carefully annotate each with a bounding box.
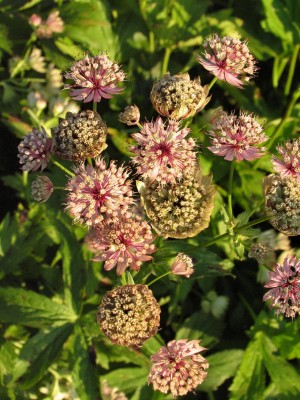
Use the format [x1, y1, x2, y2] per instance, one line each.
[0, 287, 75, 328]
[16, 323, 73, 389]
[200, 350, 244, 391]
[101, 367, 149, 393]
[0, 24, 12, 54]
[71, 326, 98, 400]
[54, 37, 82, 58]
[0, 341, 18, 386]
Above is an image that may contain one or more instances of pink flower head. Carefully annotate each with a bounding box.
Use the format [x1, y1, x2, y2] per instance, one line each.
[207, 109, 267, 161]
[131, 117, 196, 184]
[263, 255, 300, 318]
[31, 175, 54, 203]
[196, 34, 257, 88]
[148, 339, 209, 397]
[30, 11, 64, 38]
[88, 214, 156, 275]
[65, 157, 133, 226]
[271, 139, 300, 181]
[64, 53, 125, 103]
[18, 127, 53, 172]
[171, 253, 194, 277]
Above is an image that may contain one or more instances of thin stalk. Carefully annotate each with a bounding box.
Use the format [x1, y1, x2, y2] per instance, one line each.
[161, 47, 172, 76]
[121, 273, 127, 285]
[238, 292, 256, 322]
[51, 159, 74, 177]
[284, 45, 300, 96]
[147, 271, 172, 286]
[149, 31, 155, 53]
[208, 76, 218, 90]
[207, 391, 215, 400]
[238, 215, 269, 230]
[137, 122, 143, 130]
[93, 102, 97, 112]
[228, 160, 235, 219]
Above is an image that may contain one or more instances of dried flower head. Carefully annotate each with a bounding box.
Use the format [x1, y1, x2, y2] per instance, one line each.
[196, 34, 257, 88]
[148, 339, 209, 397]
[263, 174, 300, 236]
[51, 110, 107, 161]
[119, 105, 140, 126]
[18, 127, 53, 172]
[150, 73, 211, 120]
[87, 214, 156, 275]
[263, 255, 300, 318]
[207, 109, 267, 161]
[138, 164, 216, 238]
[64, 53, 125, 103]
[271, 139, 300, 181]
[66, 157, 133, 227]
[131, 117, 196, 185]
[31, 175, 54, 203]
[101, 380, 128, 400]
[98, 284, 161, 347]
[171, 253, 194, 277]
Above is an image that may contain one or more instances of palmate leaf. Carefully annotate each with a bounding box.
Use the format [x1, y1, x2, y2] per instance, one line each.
[0, 287, 76, 328]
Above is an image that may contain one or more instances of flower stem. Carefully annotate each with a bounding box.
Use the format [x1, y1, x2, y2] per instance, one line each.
[149, 31, 155, 53]
[51, 159, 74, 177]
[208, 76, 218, 90]
[228, 160, 235, 219]
[284, 45, 300, 96]
[147, 271, 172, 286]
[161, 47, 172, 76]
[93, 102, 97, 112]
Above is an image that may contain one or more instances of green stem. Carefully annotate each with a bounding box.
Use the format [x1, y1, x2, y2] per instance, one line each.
[161, 47, 172, 76]
[148, 271, 172, 286]
[51, 159, 74, 177]
[238, 292, 256, 322]
[93, 102, 97, 112]
[284, 45, 300, 96]
[121, 273, 127, 285]
[137, 122, 143, 130]
[149, 31, 155, 53]
[208, 76, 218, 90]
[238, 215, 269, 229]
[53, 186, 65, 190]
[228, 160, 235, 219]
[207, 390, 215, 400]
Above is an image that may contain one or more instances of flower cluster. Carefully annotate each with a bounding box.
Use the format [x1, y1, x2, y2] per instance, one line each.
[171, 253, 194, 277]
[29, 11, 64, 39]
[272, 139, 300, 181]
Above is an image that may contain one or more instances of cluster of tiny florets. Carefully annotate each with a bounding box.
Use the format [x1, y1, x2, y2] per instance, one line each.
[264, 255, 300, 318]
[131, 117, 196, 185]
[150, 73, 211, 120]
[263, 174, 300, 236]
[138, 165, 216, 238]
[272, 139, 300, 181]
[31, 175, 54, 203]
[148, 339, 209, 397]
[87, 214, 156, 275]
[208, 109, 267, 161]
[65, 157, 133, 226]
[196, 34, 257, 88]
[118, 105, 140, 126]
[97, 284, 161, 347]
[51, 110, 107, 161]
[171, 253, 194, 277]
[64, 53, 125, 103]
[18, 127, 53, 172]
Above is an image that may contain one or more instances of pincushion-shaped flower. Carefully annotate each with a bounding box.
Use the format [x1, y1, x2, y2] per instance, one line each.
[196, 34, 257, 88]
[131, 117, 196, 185]
[66, 157, 133, 226]
[87, 214, 156, 275]
[207, 109, 267, 161]
[263, 255, 300, 318]
[119, 105, 140, 126]
[18, 127, 53, 172]
[138, 164, 216, 238]
[51, 110, 107, 161]
[64, 53, 125, 103]
[271, 139, 300, 181]
[150, 73, 211, 121]
[31, 175, 54, 203]
[98, 284, 161, 347]
[148, 339, 209, 397]
[171, 253, 194, 277]
[263, 174, 300, 236]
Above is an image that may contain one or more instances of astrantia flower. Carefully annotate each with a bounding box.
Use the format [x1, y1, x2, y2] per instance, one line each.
[263, 174, 300, 236]
[138, 164, 216, 238]
[131, 117, 196, 185]
[18, 127, 53, 172]
[271, 139, 300, 181]
[87, 214, 156, 275]
[31, 175, 54, 203]
[101, 380, 128, 400]
[207, 109, 267, 161]
[119, 105, 140, 126]
[98, 284, 161, 347]
[196, 34, 257, 88]
[150, 73, 211, 120]
[171, 253, 194, 277]
[64, 53, 125, 103]
[51, 110, 107, 161]
[148, 339, 209, 397]
[263, 255, 300, 318]
[30, 11, 64, 39]
[65, 157, 133, 226]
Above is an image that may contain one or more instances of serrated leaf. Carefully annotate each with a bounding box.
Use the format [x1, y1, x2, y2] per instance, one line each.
[200, 350, 244, 391]
[0, 287, 75, 327]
